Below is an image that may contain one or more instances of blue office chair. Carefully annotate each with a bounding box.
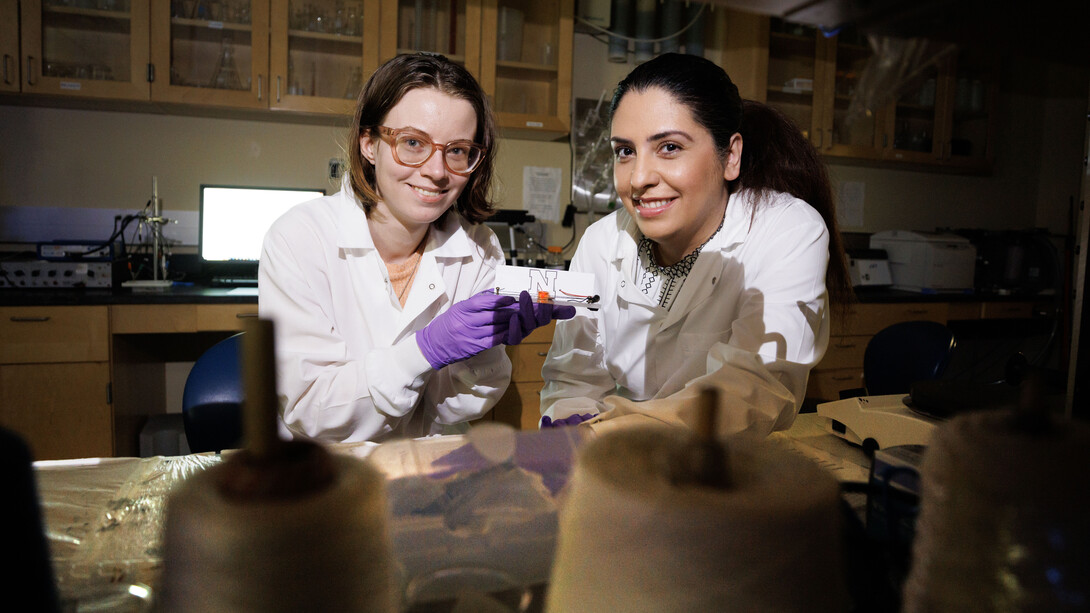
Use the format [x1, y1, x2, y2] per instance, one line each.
[863, 320, 956, 396]
[182, 333, 245, 453]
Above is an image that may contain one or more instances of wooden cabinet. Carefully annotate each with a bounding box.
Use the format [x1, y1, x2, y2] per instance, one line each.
[0, 306, 113, 460]
[149, 1, 272, 108]
[1, 0, 19, 93]
[12, 0, 574, 135]
[377, 0, 480, 69]
[19, 0, 152, 100]
[492, 320, 553, 429]
[727, 12, 997, 171]
[268, 0, 381, 114]
[479, 0, 572, 139]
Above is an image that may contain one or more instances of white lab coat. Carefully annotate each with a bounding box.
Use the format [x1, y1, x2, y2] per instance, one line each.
[540, 188, 830, 437]
[258, 186, 511, 443]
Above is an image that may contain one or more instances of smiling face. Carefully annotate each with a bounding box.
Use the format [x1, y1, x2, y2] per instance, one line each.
[361, 87, 477, 231]
[610, 86, 742, 265]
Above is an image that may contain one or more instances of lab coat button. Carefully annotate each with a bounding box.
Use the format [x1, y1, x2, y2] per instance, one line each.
[429, 283, 435, 290]
[620, 280, 626, 287]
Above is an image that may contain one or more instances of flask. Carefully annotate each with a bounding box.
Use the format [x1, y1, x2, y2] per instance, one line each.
[209, 38, 242, 90]
[545, 246, 565, 270]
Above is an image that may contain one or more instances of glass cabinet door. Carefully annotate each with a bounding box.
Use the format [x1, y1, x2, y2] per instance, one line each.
[766, 18, 820, 146]
[381, 0, 473, 66]
[20, 0, 150, 99]
[944, 47, 996, 168]
[818, 26, 880, 159]
[150, 0, 269, 108]
[884, 56, 944, 163]
[269, 0, 379, 114]
[479, 0, 572, 137]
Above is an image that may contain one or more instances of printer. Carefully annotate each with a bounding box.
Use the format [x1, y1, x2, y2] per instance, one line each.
[869, 230, 976, 293]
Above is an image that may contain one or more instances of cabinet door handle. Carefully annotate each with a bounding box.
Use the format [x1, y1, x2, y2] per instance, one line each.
[3, 54, 13, 85]
[257, 74, 263, 101]
[235, 312, 259, 318]
[26, 56, 36, 86]
[536, 351, 548, 357]
[10, 316, 51, 322]
[276, 75, 281, 102]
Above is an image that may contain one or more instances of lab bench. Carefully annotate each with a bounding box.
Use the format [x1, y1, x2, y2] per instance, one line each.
[30, 414, 869, 612]
[1, 287, 258, 460]
[0, 286, 1060, 460]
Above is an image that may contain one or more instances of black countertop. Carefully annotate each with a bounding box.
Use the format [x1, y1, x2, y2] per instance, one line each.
[0, 285, 1054, 307]
[0, 285, 257, 306]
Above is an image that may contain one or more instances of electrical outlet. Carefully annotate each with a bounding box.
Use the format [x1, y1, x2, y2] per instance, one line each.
[328, 158, 346, 180]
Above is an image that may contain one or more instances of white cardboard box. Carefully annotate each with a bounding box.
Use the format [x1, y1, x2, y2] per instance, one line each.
[869, 230, 976, 293]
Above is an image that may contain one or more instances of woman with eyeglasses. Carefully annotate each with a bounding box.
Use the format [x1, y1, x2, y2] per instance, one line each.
[260, 53, 573, 443]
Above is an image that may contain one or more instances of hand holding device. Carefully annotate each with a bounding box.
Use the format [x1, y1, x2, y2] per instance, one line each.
[416, 290, 517, 370]
[505, 291, 577, 345]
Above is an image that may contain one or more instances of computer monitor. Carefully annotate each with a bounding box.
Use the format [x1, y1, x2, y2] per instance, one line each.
[198, 184, 325, 284]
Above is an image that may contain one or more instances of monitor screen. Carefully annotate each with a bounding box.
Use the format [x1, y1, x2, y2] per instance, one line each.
[198, 185, 325, 278]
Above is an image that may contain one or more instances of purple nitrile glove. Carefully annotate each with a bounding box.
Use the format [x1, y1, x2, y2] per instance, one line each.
[540, 413, 598, 428]
[416, 290, 518, 370]
[505, 290, 577, 345]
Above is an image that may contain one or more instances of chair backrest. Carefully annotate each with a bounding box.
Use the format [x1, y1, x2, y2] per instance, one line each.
[182, 332, 244, 453]
[863, 321, 955, 396]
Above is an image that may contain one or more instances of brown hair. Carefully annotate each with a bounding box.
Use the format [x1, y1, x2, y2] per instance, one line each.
[346, 53, 498, 223]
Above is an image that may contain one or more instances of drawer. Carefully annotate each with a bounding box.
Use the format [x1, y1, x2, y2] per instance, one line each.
[836, 303, 948, 336]
[196, 304, 260, 331]
[492, 381, 544, 430]
[507, 342, 551, 383]
[0, 306, 109, 364]
[112, 304, 198, 333]
[523, 320, 556, 344]
[0, 362, 113, 459]
[806, 368, 863, 401]
[980, 301, 1033, 319]
[818, 335, 869, 370]
[112, 304, 259, 333]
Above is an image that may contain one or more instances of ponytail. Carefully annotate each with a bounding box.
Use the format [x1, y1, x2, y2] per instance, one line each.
[732, 100, 855, 317]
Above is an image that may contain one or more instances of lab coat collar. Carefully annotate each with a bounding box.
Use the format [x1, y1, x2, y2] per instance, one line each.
[332, 188, 475, 259]
[608, 189, 753, 263]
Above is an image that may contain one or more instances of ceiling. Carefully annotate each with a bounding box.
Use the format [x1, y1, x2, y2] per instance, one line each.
[703, 0, 1090, 66]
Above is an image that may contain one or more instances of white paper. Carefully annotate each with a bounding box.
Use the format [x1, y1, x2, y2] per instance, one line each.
[838, 181, 865, 228]
[523, 166, 563, 222]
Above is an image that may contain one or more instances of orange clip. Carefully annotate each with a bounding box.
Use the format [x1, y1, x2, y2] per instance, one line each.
[538, 290, 551, 303]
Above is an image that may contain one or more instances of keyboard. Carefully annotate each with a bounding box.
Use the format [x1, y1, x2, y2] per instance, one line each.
[211, 276, 257, 287]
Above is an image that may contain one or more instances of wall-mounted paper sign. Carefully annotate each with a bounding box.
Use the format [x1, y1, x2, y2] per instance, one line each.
[496, 265, 599, 309]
